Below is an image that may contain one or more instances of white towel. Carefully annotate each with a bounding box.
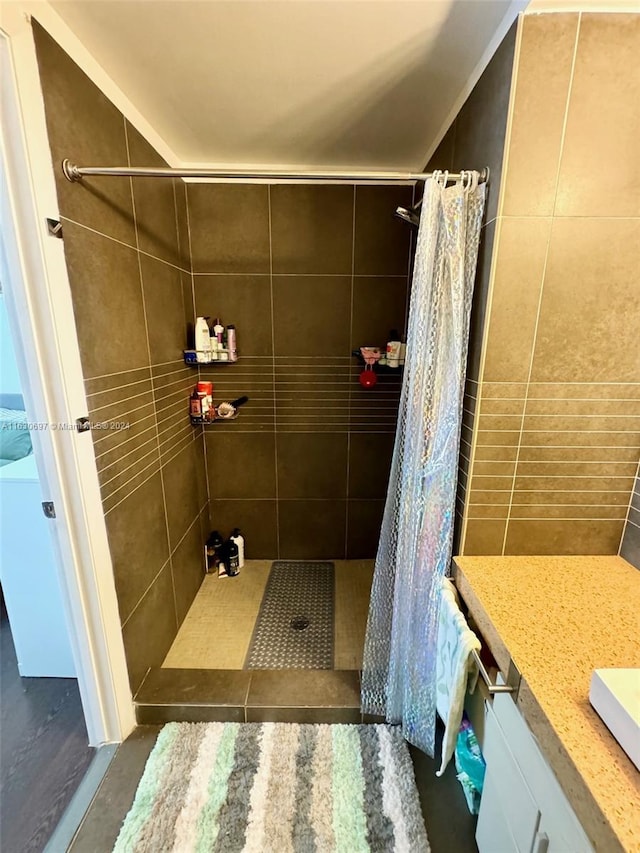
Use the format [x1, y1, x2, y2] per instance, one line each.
[435, 577, 481, 776]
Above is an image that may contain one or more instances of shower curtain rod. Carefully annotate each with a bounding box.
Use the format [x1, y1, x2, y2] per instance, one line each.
[61, 158, 489, 185]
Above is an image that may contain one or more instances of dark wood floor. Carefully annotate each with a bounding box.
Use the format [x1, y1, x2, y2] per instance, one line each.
[0, 590, 95, 853]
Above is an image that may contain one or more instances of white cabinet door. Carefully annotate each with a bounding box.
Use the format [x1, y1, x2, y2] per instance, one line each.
[477, 703, 541, 853]
[492, 694, 593, 853]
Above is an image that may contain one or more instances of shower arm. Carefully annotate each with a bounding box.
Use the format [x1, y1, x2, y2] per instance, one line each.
[61, 159, 489, 185]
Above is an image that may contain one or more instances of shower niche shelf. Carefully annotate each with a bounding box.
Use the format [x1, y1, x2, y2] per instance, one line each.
[183, 350, 237, 366]
[351, 349, 404, 374]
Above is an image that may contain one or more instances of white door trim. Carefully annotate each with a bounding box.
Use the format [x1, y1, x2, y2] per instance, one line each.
[0, 9, 135, 745]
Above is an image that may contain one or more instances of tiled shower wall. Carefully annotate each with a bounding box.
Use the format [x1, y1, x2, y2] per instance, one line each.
[620, 473, 640, 570]
[460, 13, 640, 556]
[33, 23, 208, 693]
[426, 21, 517, 553]
[188, 183, 413, 558]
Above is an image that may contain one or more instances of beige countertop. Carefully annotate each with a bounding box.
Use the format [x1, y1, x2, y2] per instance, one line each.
[453, 555, 640, 853]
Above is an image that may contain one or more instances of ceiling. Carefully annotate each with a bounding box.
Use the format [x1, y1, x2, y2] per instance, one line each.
[48, 0, 523, 171]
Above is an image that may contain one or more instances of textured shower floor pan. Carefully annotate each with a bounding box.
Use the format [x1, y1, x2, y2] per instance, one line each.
[162, 559, 374, 671]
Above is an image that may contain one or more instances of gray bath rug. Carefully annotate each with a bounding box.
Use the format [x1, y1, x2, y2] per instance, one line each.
[114, 722, 430, 852]
[245, 561, 334, 669]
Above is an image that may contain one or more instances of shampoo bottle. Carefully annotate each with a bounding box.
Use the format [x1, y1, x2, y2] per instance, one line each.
[227, 538, 240, 576]
[195, 317, 212, 363]
[230, 528, 244, 568]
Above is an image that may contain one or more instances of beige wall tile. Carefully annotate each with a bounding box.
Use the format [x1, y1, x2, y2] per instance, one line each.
[473, 461, 517, 477]
[475, 445, 519, 462]
[468, 490, 512, 505]
[525, 398, 640, 417]
[518, 445, 640, 464]
[520, 429, 640, 448]
[482, 217, 551, 383]
[509, 504, 627, 520]
[527, 383, 640, 400]
[479, 398, 526, 416]
[502, 14, 579, 216]
[466, 504, 510, 520]
[482, 382, 528, 399]
[530, 218, 640, 383]
[462, 519, 507, 555]
[515, 461, 638, 478]
[475, 429, 521, 447]
[556, 14, 640, 217]
[470, 475, 515, 493]
[477, 413, 525, 431]
[504, 518, 624, 555]
[523, 414, 640, 433]
[513, 474, 635, 493]
[511, 489, 630, 506]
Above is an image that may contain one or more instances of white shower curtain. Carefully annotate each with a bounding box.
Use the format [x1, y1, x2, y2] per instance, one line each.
[361, 173, 485, 755]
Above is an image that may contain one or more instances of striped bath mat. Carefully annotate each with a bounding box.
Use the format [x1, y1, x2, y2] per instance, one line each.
[114, 722, 429, 852]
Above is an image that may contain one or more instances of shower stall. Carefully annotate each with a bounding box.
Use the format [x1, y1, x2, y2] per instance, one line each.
[30, 22, 488, 725]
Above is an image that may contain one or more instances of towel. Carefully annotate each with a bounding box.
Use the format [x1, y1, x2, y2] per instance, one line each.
[435, 576, 481, 776]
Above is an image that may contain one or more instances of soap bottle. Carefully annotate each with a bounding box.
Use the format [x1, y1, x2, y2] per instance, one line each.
[205, 530, 223, 573]
[230, 528, 244, 568]
[195, 316, 212, 363]
[190, 388, 203, 420]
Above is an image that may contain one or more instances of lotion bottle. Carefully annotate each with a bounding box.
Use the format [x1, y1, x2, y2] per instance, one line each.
[230, 528, 244, 568]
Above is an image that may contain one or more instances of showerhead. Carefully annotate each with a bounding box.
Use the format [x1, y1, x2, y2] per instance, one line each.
[394, 196, 422, 228]
[395, 206, 420, 227]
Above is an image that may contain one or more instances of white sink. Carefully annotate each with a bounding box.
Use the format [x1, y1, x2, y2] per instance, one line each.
[589, 669, 640, 771]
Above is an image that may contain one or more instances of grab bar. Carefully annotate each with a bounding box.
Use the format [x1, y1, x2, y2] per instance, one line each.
[472, 649, 517, 695]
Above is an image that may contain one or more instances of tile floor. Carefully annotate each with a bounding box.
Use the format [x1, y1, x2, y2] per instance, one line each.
[162, 559, 374, 670]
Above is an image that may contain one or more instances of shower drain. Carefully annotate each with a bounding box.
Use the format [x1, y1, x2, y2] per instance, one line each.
[290, 617, 310, 631]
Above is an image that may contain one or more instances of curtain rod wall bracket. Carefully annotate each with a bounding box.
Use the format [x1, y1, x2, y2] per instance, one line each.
[61, 158, 490, 185]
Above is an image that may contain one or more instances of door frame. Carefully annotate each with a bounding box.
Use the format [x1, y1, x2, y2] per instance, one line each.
[0, 9, 135, 745]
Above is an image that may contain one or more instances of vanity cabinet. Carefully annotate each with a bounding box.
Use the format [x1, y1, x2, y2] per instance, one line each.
[477, 692, 593, 853]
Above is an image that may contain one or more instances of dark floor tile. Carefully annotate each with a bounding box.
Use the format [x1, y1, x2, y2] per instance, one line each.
[247, 669, 360, 708]
[127, 122, 180, 266]
[171, 521, 206, 626]
[135, 667, 250, 705]
[187, 183, 270, 272]
[278, 499, 346, 559]
[136, 704, 245, 724]
[69, 727, 160, 853]
[209, 499, 278, 558]
[246, 707, 361, 724]
[104, 473, 171, 624]
[32, 22, 136, 247]
[347, 499, 385, 559]
[273, 276, 352, 357]
[348, 432, 395, 498]
[62, 222, 149, 379]
[121, 564, 178, 694]
[277, 433, 348, 498]
[140, 254, 187, 365]
[193, 274, 273, 356]
[351, 275, 408, 351]
[205, 432, 276, 498]
[354, 185, 413, 275]
[410, 725, 478, 853]
[270, 185, 354, 274]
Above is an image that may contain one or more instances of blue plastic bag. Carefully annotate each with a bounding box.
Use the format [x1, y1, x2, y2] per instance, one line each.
[454, 713, 486, 815]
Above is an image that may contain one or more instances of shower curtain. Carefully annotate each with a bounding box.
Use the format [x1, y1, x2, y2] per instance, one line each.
[361, 172, 485, 755]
